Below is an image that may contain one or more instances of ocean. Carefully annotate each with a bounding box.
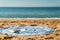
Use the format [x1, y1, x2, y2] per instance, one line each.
[0, 7, 60, 18]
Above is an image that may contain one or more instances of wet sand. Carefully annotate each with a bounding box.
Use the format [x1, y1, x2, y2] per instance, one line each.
[0, 18, 60, 40]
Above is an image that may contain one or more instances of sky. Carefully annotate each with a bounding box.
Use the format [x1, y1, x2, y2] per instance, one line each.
[0, 0, 60, 7]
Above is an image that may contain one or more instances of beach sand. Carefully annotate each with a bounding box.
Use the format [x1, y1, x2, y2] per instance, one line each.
[0, 18, 60, 40]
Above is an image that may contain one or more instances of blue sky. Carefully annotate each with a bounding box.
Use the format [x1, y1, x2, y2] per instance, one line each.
[0, 0, 60, 7]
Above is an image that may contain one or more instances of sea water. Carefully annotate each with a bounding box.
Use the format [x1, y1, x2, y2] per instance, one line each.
[0, 7, 60, 18]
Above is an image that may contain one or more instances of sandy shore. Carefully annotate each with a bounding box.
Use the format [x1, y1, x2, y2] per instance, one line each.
[0, 18, 60, 40]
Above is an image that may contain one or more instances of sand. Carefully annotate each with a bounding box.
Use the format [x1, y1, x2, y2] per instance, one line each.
[0, 18, 60, 40]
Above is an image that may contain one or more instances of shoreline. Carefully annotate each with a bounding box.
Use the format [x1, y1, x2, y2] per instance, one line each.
[0, 18, 60, 20]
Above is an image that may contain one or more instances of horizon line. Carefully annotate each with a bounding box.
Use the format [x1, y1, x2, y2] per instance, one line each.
[0, 6, 59, 7]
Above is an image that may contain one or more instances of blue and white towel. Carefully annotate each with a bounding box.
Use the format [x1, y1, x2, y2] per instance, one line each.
[0, 26, 55, 36]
